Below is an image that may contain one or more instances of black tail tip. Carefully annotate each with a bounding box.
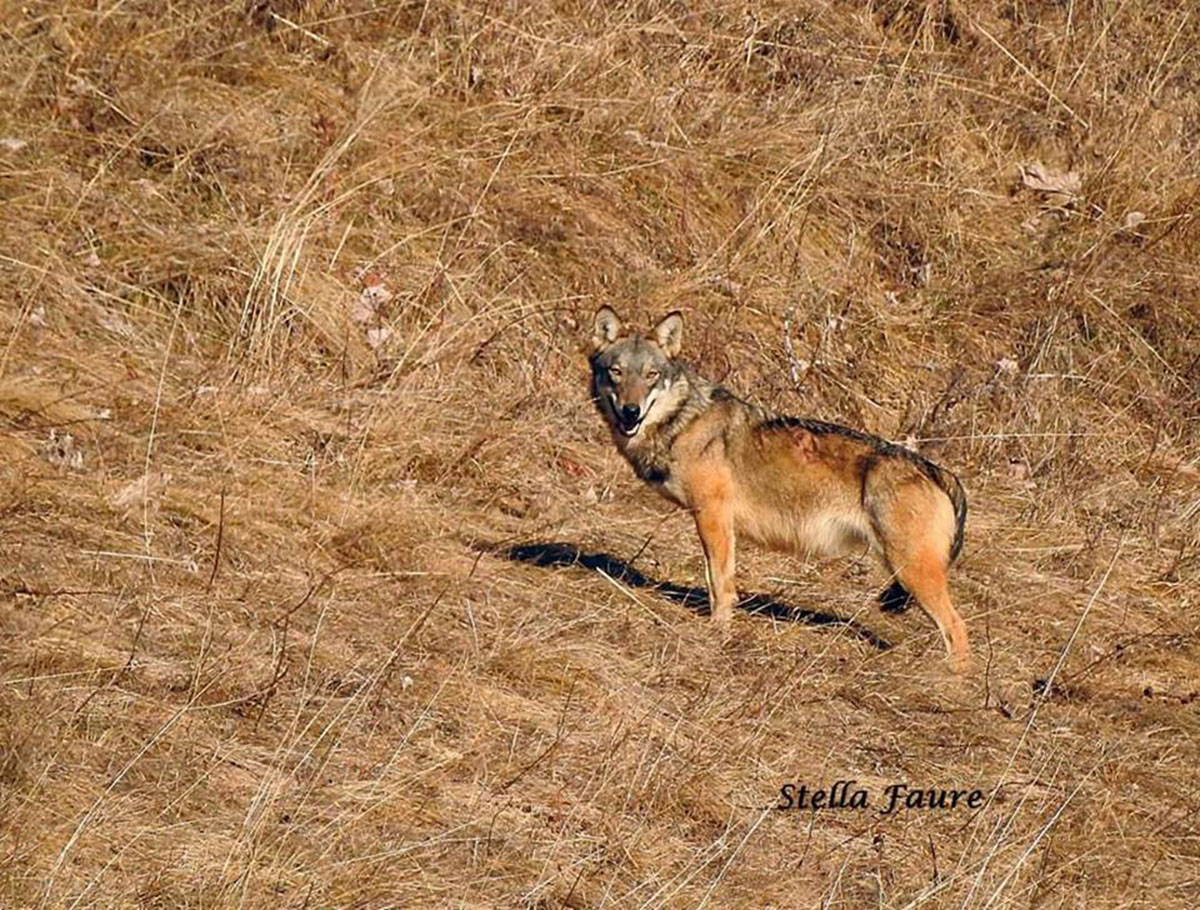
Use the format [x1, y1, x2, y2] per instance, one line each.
[878, 581, 913, 614]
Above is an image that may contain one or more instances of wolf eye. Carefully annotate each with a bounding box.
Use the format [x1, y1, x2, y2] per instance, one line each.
[608, 366, 622, 379]
[646, 370, 660, 382]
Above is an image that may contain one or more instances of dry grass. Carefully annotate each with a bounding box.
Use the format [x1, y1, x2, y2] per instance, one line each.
[2, 1, 1199, 906]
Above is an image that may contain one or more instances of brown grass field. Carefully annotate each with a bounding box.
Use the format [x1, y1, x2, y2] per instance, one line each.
[2, 1, 1199, 907]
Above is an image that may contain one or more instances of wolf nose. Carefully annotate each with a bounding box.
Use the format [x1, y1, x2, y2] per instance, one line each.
[620, 404, 641, 423]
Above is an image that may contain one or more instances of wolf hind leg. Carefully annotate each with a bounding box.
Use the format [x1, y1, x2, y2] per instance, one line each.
[888, 550, 970, 670]
[866, 470, 970, 669]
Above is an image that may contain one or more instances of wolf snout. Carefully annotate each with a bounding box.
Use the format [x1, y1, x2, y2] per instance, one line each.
[617, 403, 643, 434]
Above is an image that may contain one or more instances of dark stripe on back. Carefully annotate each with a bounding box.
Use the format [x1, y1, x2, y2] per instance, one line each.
[760, 416, 940, 482]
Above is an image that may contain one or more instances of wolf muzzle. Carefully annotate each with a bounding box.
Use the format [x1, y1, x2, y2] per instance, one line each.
[616, 403, 643, 435]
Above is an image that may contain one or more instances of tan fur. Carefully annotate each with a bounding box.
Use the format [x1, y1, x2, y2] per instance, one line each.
[588, 308, 972, 670]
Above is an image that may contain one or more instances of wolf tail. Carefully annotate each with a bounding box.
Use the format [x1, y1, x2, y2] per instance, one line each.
[933, 465, 968, 563]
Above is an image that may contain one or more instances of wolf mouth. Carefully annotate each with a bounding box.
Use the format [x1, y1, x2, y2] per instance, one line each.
[617, 414, 644, 436]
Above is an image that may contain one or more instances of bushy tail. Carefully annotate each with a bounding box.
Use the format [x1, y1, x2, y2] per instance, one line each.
[935, 466, 968, 563]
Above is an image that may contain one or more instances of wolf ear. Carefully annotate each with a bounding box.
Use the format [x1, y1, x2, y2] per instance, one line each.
[592, 306, 622, 350]
[652, 311, 683, 357]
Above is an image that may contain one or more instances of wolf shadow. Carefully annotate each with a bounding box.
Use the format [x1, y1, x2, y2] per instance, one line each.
[496, 541, 891, 651]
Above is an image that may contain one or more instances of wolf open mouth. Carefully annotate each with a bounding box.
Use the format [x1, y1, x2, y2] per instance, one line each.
[616, 414, 644, 436]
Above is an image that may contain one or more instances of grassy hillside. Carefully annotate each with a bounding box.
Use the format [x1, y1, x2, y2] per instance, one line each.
[1, 1, 1198, 906]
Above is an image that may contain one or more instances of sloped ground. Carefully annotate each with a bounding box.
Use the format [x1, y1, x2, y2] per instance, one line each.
[1, 1, 1198, 907]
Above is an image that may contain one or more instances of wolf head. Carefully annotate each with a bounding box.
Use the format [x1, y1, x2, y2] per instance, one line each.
[588, 306, 684, 438]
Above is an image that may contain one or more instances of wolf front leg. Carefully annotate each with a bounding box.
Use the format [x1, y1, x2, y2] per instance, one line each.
[693, 502, 737, 622]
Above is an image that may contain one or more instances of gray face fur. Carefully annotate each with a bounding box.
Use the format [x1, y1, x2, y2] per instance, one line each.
[589, 307, 684, 437]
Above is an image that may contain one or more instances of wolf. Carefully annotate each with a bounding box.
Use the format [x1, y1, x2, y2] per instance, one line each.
[587, 306, 971, 669]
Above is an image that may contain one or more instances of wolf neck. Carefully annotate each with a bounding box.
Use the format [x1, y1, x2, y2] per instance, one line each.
[614, 365, 725, 485]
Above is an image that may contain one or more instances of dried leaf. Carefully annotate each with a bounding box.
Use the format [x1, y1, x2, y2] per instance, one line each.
[43, 429, 84, 470]
[110, 471, 171, 519]
[1006, 459, 1034, 486]
[557, 456, 594, 479]
[352, 281, 393, 324]
[97, 309, 134, 336]
[351, 295, 376, 324]
[366, 326, 393, 349]
[705, 275, 743, 298]
[1122, 211, 1147, 234]
[1020, 162, 1082, 201]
